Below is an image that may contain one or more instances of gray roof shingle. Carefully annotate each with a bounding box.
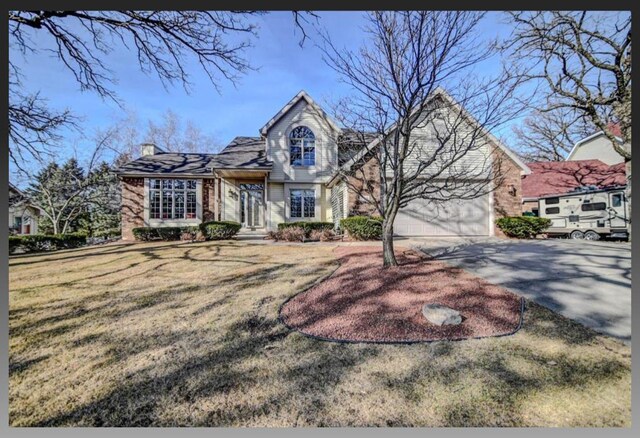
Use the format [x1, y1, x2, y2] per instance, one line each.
[208, 136, 272, 169]
[115, 136, 272, 175]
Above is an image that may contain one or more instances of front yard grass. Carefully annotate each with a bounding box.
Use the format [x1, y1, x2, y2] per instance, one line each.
[9, 241, 631, 426]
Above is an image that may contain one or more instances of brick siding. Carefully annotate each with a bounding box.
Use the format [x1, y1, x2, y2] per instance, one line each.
[492, 147, 524, 237]
[121, 177, 144, 240]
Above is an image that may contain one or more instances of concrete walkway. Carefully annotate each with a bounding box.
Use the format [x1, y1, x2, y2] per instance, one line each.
[410, 237, 631, 343]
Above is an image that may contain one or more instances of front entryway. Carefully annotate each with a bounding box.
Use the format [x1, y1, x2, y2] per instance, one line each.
[240, 183, 264, 229]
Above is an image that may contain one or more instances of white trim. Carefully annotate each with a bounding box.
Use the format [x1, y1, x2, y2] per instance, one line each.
[260, 90, 341, 136]
[143, 177, 203, 226]
[284, 183, 321, 221]
[566, 131, 624, 161]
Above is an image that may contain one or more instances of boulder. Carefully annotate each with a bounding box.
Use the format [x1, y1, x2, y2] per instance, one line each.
[422, 303, 462, 326]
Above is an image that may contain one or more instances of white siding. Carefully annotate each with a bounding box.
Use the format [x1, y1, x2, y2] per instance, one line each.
[268, 183, 285, 229]
[569, 135, 626, 165]
[394, 114, 493, 180]
[266, 99, 338, 183]
[221, 178, 240, 222]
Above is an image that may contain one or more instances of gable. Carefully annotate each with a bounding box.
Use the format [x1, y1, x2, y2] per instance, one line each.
[339, 87, 530, 177]
[260, 90, 340, 136]
[566, 132, 625, 165]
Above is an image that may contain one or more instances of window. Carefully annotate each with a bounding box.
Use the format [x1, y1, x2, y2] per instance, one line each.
[581, 202, 606, 212]
[612, 193, 623, 207]
[150, 179, 197, 219]
[13, 216, 22, 232]
[545, 207, 560, 214]
[546, 197, 559, 205]
[289, 126, 315, 166]
[290, 189, 315, 218]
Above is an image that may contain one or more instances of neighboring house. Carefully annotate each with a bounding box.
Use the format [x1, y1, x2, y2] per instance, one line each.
[521, 160, 626, 214]
[115, 89, 530, 240]
[566, 127, 626, 165]
[8, 183, 41, 235]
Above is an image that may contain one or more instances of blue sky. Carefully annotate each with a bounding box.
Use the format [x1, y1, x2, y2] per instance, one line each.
[10, 11, 515, 174]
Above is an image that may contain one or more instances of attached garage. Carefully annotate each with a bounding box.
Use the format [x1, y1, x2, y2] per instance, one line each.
[394, 194, 490, 236]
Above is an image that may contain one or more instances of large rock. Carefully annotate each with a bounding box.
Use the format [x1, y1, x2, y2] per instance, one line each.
[422, 303, 462, 326]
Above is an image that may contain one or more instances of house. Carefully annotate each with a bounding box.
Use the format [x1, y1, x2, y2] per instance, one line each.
[115, 89, 530, 240]
[8, 183, 41, 235]
[521, 160, 626, 215]
[566, 126, 626, 165]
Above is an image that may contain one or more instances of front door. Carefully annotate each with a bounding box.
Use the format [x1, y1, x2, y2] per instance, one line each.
[240, 184, 264, 228]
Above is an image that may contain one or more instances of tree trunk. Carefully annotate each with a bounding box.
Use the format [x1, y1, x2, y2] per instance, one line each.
[626, 158, 631, 242]
[382, 218, 398, 267]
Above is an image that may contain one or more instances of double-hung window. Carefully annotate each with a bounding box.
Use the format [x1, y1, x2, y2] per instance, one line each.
[150, 179, 197, 219]
[290, 189, 315, 218]
[289, 126, 316, 166]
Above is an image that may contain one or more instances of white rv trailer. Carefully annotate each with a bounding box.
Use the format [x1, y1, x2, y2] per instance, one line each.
[538, 185, 629, 240]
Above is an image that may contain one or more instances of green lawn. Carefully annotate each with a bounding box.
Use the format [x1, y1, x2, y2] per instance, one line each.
[9, 240, 631, 426]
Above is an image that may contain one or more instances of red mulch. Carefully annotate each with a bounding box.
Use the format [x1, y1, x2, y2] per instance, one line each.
[280, 246, 524, 343]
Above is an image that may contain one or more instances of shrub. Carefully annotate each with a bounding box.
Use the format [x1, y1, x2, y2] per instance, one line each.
[9, 233, 87, 254]
[308, 228, 336, 242]
[496, 216, 552, 239]
[132, 226, 203, 241]
[340, 216, 383, 240]
[199, 221, 241, 240]
[180, 226, 201, 242]
[277, 222, 334, 236]
[94, 228, 121, 239]
[9, 236, 22, 254]
[56, 232, 88, 249]
[277, 227, 306, 242]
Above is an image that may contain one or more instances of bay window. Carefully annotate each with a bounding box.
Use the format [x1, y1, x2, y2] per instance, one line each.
[150, 179, 197, 219]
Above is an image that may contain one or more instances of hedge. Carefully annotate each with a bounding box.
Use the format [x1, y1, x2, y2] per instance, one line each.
[496, 216, 552, 239]
[132, 227, 191, 241]
[277, 221, 334, 236]
[93, 228, 121, 239]
[199, 221, 242, 240]
[340, 216, 383, 240]
[9, 232, 87, 254]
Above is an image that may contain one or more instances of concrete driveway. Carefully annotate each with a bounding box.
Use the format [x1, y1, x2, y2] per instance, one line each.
[409, 237, 631, 342]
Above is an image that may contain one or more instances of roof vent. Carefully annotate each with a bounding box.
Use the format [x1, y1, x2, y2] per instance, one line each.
[141, 143, 163, 157]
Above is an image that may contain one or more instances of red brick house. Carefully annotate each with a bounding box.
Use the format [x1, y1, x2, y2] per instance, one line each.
[116, 89, 530, 240]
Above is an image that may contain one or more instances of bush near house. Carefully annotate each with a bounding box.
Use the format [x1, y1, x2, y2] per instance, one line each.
[496, 216, 552, 239]
[268, 227, 307, 242]
[133, 227, 188, 241]
[277, 222, 334, 236]
[199, 221, 242, 240]
[93, 228, 121, 239]
[340, 216, 383, 240]
[308, 228, 336, 242]
[9, 232, 88, 254]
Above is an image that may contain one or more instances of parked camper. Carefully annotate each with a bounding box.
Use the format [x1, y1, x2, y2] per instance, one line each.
[538, 185, 628, 240]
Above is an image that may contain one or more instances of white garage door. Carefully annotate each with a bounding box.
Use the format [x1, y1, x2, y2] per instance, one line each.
[395, 194, 490, 236]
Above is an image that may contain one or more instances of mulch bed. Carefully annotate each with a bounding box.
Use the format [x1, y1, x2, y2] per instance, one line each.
[280, 246, 524, 343]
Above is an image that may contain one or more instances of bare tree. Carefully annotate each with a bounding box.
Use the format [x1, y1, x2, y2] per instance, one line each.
[8, 11, 317, 171]
[503, 11, 631, 236]
[513, 107, 596, 161]
[145, 109, 220, 154]
[323, 11, 527, 266]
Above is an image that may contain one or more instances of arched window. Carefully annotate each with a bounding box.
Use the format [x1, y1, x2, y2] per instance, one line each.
[289, 126, 315, 166]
